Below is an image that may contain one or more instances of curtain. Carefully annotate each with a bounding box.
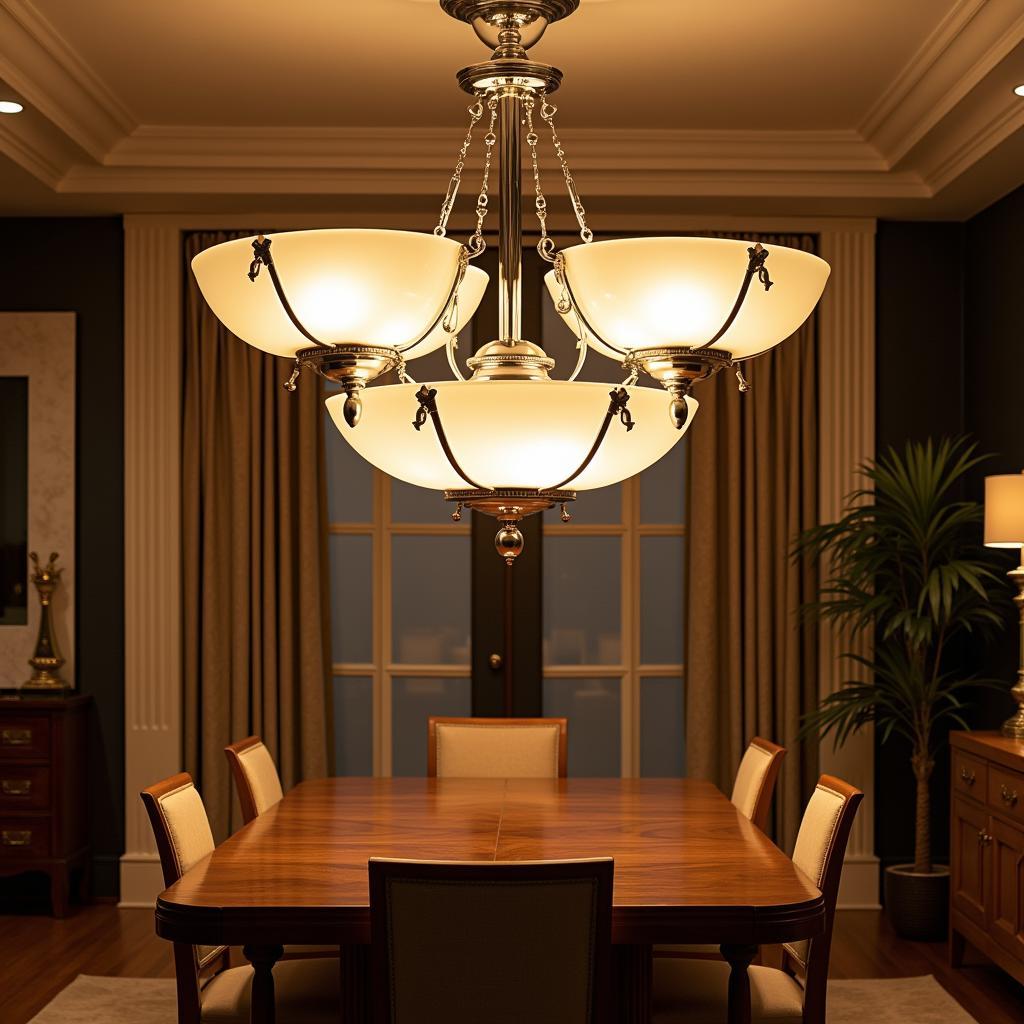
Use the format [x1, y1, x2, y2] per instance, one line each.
[183, 230, 330, 840]
[685, 232, 820, 849]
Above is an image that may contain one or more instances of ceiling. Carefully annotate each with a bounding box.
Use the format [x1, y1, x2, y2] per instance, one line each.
[1, 0, 1023, 218]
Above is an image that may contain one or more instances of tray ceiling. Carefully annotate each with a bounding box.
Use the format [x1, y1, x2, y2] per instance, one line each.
[0, 0, 1023, 217]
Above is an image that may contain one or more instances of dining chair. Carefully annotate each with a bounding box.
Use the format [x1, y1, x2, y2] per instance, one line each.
[657, 735, 787, 961]
[651, 774, 863, 1024]
[730, 736, 787, 833]
[224, 735, 284, 825]
[140, 772, 340, 1024]
[370, 857, 613, 1023]
[426, 716, 568, 778]
[223, 737, 338, 961]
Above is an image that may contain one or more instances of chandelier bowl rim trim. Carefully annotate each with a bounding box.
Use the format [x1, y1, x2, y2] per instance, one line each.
[191, 228, 489, 359]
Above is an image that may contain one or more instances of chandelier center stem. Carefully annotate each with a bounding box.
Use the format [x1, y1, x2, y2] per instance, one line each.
[497, 87, 524, 342]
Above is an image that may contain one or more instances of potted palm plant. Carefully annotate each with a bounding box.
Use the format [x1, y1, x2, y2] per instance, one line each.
[798, 437, 1003, 940]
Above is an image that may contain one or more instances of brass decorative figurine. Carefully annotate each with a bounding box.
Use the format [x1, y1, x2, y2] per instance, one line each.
[984, 473, 1024, 739]
[24, 551, 68, 691]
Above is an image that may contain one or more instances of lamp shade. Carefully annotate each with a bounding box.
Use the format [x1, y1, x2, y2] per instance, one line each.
[191, 229, 488, 359]
[544, 236, 830, 363]
[326, 380, 697, 492]
[985, 473, 1024, 548]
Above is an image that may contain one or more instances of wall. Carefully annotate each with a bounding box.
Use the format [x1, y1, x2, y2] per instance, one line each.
[874, 220, 965, 878]
[0, 217, 124, 899]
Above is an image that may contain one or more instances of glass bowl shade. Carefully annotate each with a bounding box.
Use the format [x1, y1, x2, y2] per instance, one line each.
[544, 236, 830, 362]
[325, 380, 698, 491]
[191, 229, 488, 359]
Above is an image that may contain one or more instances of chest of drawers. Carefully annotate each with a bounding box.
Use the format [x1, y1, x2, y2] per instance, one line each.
[0, 694, 91, 916]
[950, 730, 1024, 986]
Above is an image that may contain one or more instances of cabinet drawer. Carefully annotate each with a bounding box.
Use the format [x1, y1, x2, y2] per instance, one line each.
[0, 717, 50, 761]
[0, 766, 50, 811]
[0, 818, 50, 858]
[953, 750, 987, 801]
[988, 764, 1024, 825]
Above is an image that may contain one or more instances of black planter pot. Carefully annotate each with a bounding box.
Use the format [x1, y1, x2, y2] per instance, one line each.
[883, 864, 950, 940]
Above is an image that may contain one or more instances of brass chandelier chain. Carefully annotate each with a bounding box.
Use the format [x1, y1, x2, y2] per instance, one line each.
[434, 96, 485, 239]
[523, 96, 555, 262]
[467, 94, 500, 257]
[540, 97, 593, 245]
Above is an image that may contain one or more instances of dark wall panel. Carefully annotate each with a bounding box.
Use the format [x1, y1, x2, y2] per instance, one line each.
[0, 217, 124, 899]
[874, 220, 965, 880]
[964, 185, 1024, 731]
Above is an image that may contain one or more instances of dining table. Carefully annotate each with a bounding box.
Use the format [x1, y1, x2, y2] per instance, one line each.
[154, 776, 823, 1024]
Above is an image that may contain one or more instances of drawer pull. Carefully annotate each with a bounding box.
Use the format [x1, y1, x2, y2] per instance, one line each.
[977, 830, 993, 846]
[1, 779, 31, 796]
[1001, 785, 1019, 807]
[959, 767, 976, 786]
[1, 829, 31, 847]
[1, 728, 32, 747]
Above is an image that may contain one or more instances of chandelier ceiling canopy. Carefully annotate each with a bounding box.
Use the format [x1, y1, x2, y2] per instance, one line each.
[192, 0, 830, 564]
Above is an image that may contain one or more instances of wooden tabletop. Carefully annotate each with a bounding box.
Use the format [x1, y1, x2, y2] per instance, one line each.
[156, 777, 823, 948]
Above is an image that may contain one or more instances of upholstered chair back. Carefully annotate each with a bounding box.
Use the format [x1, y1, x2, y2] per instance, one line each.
[140, 772, 228, 1024]
[224, 736, 285, 824]
[370, 858, 612, 1024]
[427, 717, 568, 778]
[729, 736, 786, 832]
[783, 775, 863, 1021]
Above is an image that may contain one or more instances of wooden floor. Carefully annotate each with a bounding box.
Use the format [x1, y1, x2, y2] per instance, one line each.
[1, 904, 1022, 1023]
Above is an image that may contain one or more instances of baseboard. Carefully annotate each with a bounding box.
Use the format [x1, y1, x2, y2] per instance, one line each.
[118, 852, 163, 908]
[837, 852, 881, 910]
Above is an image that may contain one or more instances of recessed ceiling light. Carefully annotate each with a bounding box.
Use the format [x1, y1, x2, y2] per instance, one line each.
[1015, 85, 1024, 97]
[0, 100, 23, 114]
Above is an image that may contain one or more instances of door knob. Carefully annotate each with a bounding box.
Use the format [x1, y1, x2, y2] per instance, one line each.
[488, 653, 503, 671]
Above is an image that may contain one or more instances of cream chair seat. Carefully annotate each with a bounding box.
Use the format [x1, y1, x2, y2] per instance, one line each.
[657, 736, 786, 960]
[654, 960, 804, 1024]
[652, 775, 863, 1024]
[141, 772, 340, 1024]
[200, 958, 340, 1024]
[427, 716, 568, 778]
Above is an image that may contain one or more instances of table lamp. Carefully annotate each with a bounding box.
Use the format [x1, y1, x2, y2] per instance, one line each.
[985, 471, 1024, 738]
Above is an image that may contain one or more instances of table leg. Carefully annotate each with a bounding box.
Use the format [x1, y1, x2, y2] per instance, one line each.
[340, 944, 370, 1023]
[720, 943, 758, 1024]
[243, 944, 284, 1024]
[614, 944, 652, 1023]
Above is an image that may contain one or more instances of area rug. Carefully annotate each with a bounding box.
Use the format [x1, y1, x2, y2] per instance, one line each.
[27, 973, 982, 1023]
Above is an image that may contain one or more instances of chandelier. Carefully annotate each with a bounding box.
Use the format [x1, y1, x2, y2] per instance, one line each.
[192, 0, 830, 564]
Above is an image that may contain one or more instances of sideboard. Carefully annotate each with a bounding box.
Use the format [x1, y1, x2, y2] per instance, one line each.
[950, 730, 1024, 985]
[0, 693, 91, 916]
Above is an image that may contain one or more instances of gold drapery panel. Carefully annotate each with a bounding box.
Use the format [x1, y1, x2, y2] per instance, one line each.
[183, 230, 329, 839]
[685, 232, 820, 849]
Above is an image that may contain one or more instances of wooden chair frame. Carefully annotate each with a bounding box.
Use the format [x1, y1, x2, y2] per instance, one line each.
[426, 716, 569, 778]
[224, 735, 272, 826]
[369, 857, 613, 1024]
[745, 736, 787, 833]
[785, 774, 863, 1023]
[140, 772, 228, 1024]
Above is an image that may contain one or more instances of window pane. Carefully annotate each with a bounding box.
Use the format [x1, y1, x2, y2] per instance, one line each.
[640, 536, 684, 664]
[543, 536, 621, 664]
[392, 676, 471, 776]
[333, 676, 373, 776]
[391, 480, 450, 524]
[543, 677, 620, 776]
[392, 536, 471, 664]
[544, 484, 620, 525]
[324, 407, 373, 523]
[640, 440, 686, 524]
[329, 534, 373, 664]
[640, 677, 684, 777]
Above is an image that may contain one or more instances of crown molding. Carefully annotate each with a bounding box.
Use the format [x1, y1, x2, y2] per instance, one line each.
[0, 0, 135, 161]
[860, 0, 1024, 167]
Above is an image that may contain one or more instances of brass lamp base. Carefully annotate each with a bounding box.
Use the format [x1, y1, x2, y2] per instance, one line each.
[1004, 564, 1024, 740]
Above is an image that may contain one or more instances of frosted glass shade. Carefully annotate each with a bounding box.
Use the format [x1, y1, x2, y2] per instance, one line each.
[544, 236, 830, 362]
[985, 473, 1024, 548]
[326, 381, 697, 491]
[191, 229, 488, 359]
